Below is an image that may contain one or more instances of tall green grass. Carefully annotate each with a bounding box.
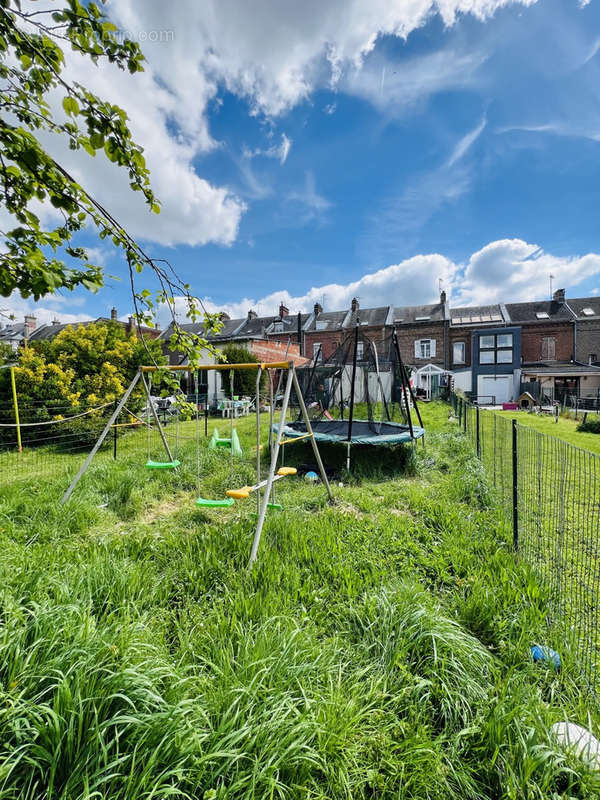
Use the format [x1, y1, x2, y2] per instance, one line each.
[0, 403, 598, 797]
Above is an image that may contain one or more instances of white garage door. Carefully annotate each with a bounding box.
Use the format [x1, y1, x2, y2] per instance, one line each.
[477, 375, 512, 405]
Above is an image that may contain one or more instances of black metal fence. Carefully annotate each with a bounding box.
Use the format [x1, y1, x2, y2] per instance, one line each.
[451, 393, 600, 691]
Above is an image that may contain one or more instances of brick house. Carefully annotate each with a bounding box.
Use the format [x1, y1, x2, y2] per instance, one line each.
[568, 297, 600, 366]
[302, 303, 351, 362]
[506, 291, 575, 364]
[392, 292, 448, 369]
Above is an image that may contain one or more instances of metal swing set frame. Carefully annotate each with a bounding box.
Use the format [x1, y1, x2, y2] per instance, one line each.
[61, 361, 333, 567]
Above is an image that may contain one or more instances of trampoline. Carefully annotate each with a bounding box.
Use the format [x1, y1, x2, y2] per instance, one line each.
[275, 419, 425, 446]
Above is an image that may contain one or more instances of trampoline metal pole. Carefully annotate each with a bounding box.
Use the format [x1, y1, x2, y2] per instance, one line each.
[347, 322, 359, 471]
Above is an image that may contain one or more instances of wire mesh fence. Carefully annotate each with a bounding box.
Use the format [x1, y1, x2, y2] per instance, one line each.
[451, 392, 600, 692]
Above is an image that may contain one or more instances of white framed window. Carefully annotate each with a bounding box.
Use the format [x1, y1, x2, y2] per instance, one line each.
[313, 342, 322, 362]
[356, 341, 364, 360]
[589, 354, 597, 365]
[453, 341, 466, 364]
[415, 339, 436, 359]
[272, 322, 284, 333]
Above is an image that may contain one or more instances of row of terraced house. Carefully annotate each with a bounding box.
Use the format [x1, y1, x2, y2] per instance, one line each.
[2, 288, 600, 406]
[157, 288, 600, 407]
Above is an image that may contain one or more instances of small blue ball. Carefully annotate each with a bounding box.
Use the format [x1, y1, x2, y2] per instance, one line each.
[531, 644, 561, 670]
[305, 470, 319, 482]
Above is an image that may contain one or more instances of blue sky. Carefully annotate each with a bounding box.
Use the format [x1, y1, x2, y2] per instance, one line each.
[5, 0, 600, 327]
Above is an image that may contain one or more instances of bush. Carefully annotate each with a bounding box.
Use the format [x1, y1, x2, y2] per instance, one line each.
[576, 416, 600, 434]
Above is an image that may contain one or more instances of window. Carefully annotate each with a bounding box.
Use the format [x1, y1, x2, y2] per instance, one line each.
[313, 342, 322, 362]
[315, 320, 327, 331]
[536, 311, 549, 319]
[541, 337, 556, 360]
[415, 339, 436, 359]
[356, 341, 364, 360]
[272, 322, 284, 333]
[453, 342, 466, 364]
[415, 315, 431, 321]
[582, 308, 595, 316]
[479, 332, 514, 365]
[590, 354, 598, 365]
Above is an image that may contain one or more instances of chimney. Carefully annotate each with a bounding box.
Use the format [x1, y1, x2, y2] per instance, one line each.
[313, 302, 322, 316]
[440, 290, 447, 304]
[24, 314, 36, 338]
[110, 307, 118, 321]
[51, 317, 60, 326]
[351, 297, 359, 313]
[247, 309, 258, 320]
[553, 288, 565, 304]
[279, 302, 289, 318]
[218, 311, 230, 321]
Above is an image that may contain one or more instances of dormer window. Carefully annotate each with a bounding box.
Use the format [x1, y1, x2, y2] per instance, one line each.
[272, 322, 284, 333]
[415, 315, 430, 321]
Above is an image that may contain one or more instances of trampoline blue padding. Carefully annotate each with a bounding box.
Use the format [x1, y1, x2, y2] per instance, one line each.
[274, 419, 425, 445]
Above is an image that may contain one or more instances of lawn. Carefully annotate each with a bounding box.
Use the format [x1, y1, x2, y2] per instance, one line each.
[495, 409, 600, 455]
[0, 403, 599, 798]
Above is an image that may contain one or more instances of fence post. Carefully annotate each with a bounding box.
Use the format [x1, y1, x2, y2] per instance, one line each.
[476, 406, 480, 458]
[512, 418, 518, 551]
[463, 400, 467, 433]
[113, 399, 118, 460]
[10, 366, 22, 453]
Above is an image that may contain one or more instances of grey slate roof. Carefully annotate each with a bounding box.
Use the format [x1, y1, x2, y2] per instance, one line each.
[566, 298, 600, 319]
[306, 310, 348, 332]
[449, 304, 506, 326]
[29, 322, 73, 340]
[0, 323, 26, 343]
[347, 305, 391, 328]
[505, 300, 574, 323]
[392, 302, 445, 324]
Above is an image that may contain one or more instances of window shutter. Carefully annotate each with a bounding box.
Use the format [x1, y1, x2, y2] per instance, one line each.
[414, 340, 420, 358]
[430, 339, 436, 358]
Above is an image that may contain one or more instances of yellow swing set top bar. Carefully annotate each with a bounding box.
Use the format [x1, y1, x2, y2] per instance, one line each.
[141, 362, 293, 373]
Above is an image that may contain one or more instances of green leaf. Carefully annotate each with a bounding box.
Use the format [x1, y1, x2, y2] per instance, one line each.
[62, 96, 80, 117]
[89, 132, 104, 149]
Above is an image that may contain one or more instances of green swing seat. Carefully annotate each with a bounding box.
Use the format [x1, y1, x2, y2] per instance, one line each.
[196, 496, 234, 508]
[145, 459, 181, 470]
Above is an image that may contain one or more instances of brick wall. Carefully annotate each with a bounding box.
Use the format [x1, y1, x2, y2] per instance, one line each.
[576, 321, 600, 364]
[249, 339, 307, 365]
[396, 322, 446, 367]
[520, 322, 573, 363]
[448, 328, 472, 368]
[303, 329, 346, 361]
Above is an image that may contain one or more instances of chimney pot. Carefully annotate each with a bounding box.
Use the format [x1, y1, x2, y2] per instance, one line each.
[110, 307, 118, 321]
[553, 288, 566, 304]
[247, 309, 257, 320]
[278, 302, 289, 318]
[313, 302, 322, 316]
[52, 317, 60, 326]
[351, 297, 359, 313]
[23, 314, 36, 337]
[440, 290, 447, 304]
